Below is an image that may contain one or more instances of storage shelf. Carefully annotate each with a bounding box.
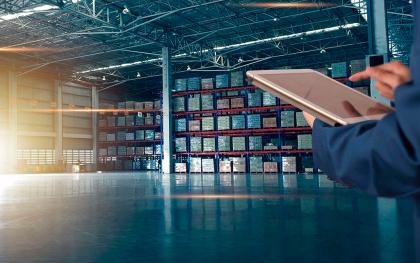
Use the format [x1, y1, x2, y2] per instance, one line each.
[99, 125, 160, 131]
[176, 127, 311, 136]
[98, 140, 161, 145]
[173, 105, 295, 117]
[99, 154, 161, 159]
[174, 149, 312, 156]
[99, 109, 161, 115]
[172, 85, 256, 97]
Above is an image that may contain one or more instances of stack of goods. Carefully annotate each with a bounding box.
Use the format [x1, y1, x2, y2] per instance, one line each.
[295, 112, 308, 127]
[264, 140, 278, 150]
[218, 136, 231, 151]
[99, 132, 107, 142]
[250, 156, 263, 173]
[201, 94, 214, 110]
[127, 147, 135, 155]
[232, 137, 246, 151]
[144, 115, 154, 125]
[350, 59, 366, 75]
[108, 146, 117, 156]
[247, 114, 261, 129]
[126, 115, 135, 126]
[117, 146, 127, 156]
[248, 92, 262, 107]
[136, 130, 145, 140]
[175, 163, 187, 173]
[188, 96, 201, 111]
[230, 97, 244, 108]
[175, 79, 187, 91]
[174, 97, 185, 112]
[136, 115, 144, 126]
[202, 159, 215, 173]
[249, 136, 263, 151]
[201, 78, 214, 89]
[99, 148, 107, 157]
[145, 130, 155, 140]
[190, 137, 202, 152]
[154, 100, 160, 110]
[263, 117, 277, 128]
[190, 157, 202, 173]
[231, 115, 245, 129]
[264, 162, 278, 173]
[217, 116, 231, 130]
[144, 101, 154, 110]
[331, 62, 349, 78]
[99, 119, 107, 128]
[281, 111, 295, 127]
[219, 159, 231, 173]
[263, 92, 277, 106]
[217, 98, 230, 109]
[231, 157, 246, 172]
[175, 118, 187, 132]
[117, 131, 126, 141]
[298, 134, 313, 149]
[216, 74, 229, 88]
[188, 77, 201, 90]
[136, 147, 145, 155]
[117, 116, 126, 127]
[107, 116, 116, 127]
[144, 146, 154, 155]
[282, 156, 297, 173]
[175, 137, 187, 152]
[189, 119, 201, 131]
[125, 132, 135, 141]
[202, 117, 214, 131]
[230, 71, 244, 87]
[203, 137, 216, 152]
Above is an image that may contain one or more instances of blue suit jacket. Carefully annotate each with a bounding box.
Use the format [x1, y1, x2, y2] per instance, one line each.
[312, 1, 420, 197]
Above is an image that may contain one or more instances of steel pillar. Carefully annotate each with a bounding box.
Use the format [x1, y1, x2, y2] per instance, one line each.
[162, 46, 173, 174]
[8, 71, 17, 172]
[92, 86, 99, 170]
[55, 80, 63, 165]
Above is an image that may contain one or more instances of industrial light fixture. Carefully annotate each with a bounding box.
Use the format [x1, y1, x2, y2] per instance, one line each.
[136, 72, 141, 78]
[71, 0, 81, 3]
[320, 48, 326, 54]
[187, 65, 191, 71]
[102, 76, 106, 81]
[0, 4, 59, 22]
[122, 6, 130, 15]
[238, 57, 244, 63]
[273, 17, 278, 21]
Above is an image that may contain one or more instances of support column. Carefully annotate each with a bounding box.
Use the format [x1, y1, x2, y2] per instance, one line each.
[162, 46, 173, 174]
[367, 0, 390, 104]
[91, 86, 99, 170]
[8, 71, 18, 172]
[55, 80, 63, 165]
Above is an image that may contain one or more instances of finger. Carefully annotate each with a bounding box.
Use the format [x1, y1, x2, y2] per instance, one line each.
[379, 88, 394, 100]
[375, 81, 393, 94]
[342, 101, 361, 117]
[349, 71, 371, 82]
[366, 68, 404, 89]
[374, 61, 411, 81]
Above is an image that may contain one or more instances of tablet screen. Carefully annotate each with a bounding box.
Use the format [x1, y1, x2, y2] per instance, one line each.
[258, 72, 393, 118]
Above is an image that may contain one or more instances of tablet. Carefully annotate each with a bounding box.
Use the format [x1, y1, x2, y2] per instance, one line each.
[246, 69, 394, 126]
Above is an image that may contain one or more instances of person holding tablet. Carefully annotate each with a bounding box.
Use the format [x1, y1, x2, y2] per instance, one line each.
[303, 56, 418, 196]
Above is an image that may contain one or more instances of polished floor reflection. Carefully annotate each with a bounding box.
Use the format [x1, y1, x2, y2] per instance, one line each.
[0, 172, 417, 263]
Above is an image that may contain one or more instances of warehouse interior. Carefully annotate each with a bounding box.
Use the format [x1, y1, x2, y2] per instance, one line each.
[0, 0, 417, 262]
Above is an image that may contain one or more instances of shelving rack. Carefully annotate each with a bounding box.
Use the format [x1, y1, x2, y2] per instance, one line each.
[97, 106, 163, 171]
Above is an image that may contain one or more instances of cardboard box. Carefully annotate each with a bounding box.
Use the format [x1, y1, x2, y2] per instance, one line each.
[219, 160, 232, 173]
[248, 92, 262, 107]
[126, 116, 135, 126]
[99, 132, 107, 142]
[188, 96, 201, 111]
[98, 148, 107, 157]
[190, 157, 202, 173]
[107, 146, 117, 156]
[175, 79, 187, 91]
[218, 136, 231, 151]
[107, 116, 116, 127]
[144, 116, 154, 125]
[99, 119, 107, 128]
[175, 163, 187, 173]
[126, 147, 135, 155]
[135, 116, 145, 126]
[116, 131, 126, 141]
[189, 120, 201, 131]
[117, 116, 126, 127]
[263, 92, 277, 106]
[282, 157, 297, 173]
[136, 147, 145, 155]
[231, 157, 246, 172]
[202, 117, 214, 131]
[250, 157, 263, 173]
[247, 114, 261, 129]
[145, 130, 155, 140]
[332, 62, 349, 78]
[201, 78, 214, 90]
[232, 137, 246, 151]
[230, 97, 244, 108]
[190, 137, 202, 152]
[125, 132, 135, 141]
[174, 97, 185, 112]
[136, 130, 145, 140]
[217, 99, 230, 109]
[230, 71, 244, 87]
[263, 117, 277, 128]
[188, 77, 201, 90]
[281, 111, 295, 127]
[216, 74, 229, 88]
[295, 112, 308, 127]
[175, 118, 187, 132]
[202, 158, 215, 173]
[264, 162, 278, 173]
[249, 136, 263, 151]
[117, 146, 127, 156]
[232, 115, 245, 129]
[217, 116, 231, 130]
[201, 94, 214, 110]
[298, 134, 313, 149]
[203, 137, 216, 152]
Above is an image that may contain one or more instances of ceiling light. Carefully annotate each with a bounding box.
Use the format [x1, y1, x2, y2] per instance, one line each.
[71, 0, 80, 3]
[187, 65, 191, 71]
[320, 48, 326, 54]
[122, 6, 130, 15]
[102, 76, 106, 81]
[238, 57, 244, 63]
[273, 18, 278, 21]
[0, 4, 58, 21]
[136, 72, 141, 78]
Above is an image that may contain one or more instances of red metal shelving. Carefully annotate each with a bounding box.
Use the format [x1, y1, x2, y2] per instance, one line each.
[174, 149, 312, 156]
[176, 127, 311, 137]
[173, 105, 296, 117]
[172, 85, 256, 97]
[99, 125, 160, 131]
[98, 140, 160, 145]
[99, 154, 161, 159]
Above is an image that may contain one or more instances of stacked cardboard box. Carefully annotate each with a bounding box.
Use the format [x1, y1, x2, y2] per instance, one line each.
[248, 92, 262, 107]
[125, 116, 135, 126]
[295, 112, 308, 127]
[190, 157, 202, 173]
[217, 116, 231, 130]
[190, 137, 202, 152]
[176, 137, 187, 152]
[231, 115, 245, 129]
[263, 92, 277, 106]
[232, 137, 246, 151]
[201, 78, 214, 89]
[219, 160, 232, 173]
[174, 97, 185, 112]
[250, 157, 263, 173]
[155, 115, 161, 125]
[175, 118, 187, 132]
[230, 97, 244, 108]
[203, 137, 216, 152]
[108, 146, 117, 156]
[117, 131, 126, 141]
[218, 136, 231, 151]
[282, 157, 297, 173]
[144, 102, 154, 110]
[117, 146, 127, 156]
[189, 120, 201, 131]
[125, 132, 135, 141]
[298, 134, 313, 149]
[175, 163, 187, 173]
[136, 130, 145, 140]
[332, 62, 349, 78]
[107, 116, 116, 127]
[144, 147, 154, 155]
[175, 79, 187, 91]
[135, 116, 144, 126]
[230, 71, 244, 87]
[263, 117, 277, 128]
[281, 111, 295, 127]
[217, 99, 230, 109]
[117, 116, 126, 126]
[202, 159, 215, 173]
[216, 74, 229, 88]
[188, 96, 201, 111]
[264, 162, 278, 173]
[154, 100, 160, 110]
[201, 94, 214, 110]
[231, 157, 246, 172]
[127, 147, 135, 155]
[188, 77, 201, 90]
[99, 148, 107, 156]
[249, 136, 263, 150]
[202, 117, 214, 131]
[247, 114, 261, 129]
[99, 119, 107, 128]
[136, 147, 145, 155]
[125, 101, 135, 109]
[145, 130, 155, 140]
[144, 116, 154, 125]
[99, 132, 107, 141]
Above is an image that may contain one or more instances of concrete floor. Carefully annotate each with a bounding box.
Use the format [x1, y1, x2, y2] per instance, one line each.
[0, 172, 417, 263]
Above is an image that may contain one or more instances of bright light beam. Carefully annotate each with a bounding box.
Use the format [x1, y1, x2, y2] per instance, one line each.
[237, 2, 337, 8]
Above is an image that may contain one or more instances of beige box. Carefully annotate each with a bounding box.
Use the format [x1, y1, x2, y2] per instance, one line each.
[263, 117, 277, 128]
[219, 160, 232, 173]
[264, 162, 278, 173]
[175, 163, 187, 173]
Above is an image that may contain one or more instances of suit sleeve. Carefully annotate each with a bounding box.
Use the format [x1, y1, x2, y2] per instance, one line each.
[312, 81, 420, 197]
